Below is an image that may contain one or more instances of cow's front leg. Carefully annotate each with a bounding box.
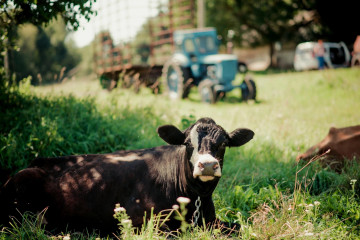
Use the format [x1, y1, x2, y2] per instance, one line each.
[200, 197, 240, 234]
[199, 197, 216, 224]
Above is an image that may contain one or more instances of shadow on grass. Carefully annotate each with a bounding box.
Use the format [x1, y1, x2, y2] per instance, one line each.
[251, 68, 296, 75]
[218, 96, 264, 105]
[187, 92, 265, 105]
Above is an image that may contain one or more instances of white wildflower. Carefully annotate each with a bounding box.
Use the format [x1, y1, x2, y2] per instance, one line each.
[114, 206, 126, 213]
[314, 201, 321, 206]
[350, 179, 357, 185]
[172, 204, 179, 210]
[307, 204, 314, 208]
[121, 219, 132, 227]
[177, 197, 191, 204]
[63, 235, 71, 240]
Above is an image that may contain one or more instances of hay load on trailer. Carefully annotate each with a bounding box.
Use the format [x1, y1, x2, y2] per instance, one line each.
[93, 0, 196, 92]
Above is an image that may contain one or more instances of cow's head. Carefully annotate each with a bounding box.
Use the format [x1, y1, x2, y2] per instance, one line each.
[157, 118, 254, 182]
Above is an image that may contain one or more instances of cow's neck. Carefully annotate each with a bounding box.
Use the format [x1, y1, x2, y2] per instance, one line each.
[185, 175, 219, 198]
[149, 145, 189, 198]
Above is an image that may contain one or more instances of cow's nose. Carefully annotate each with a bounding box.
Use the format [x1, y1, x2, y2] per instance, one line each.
[198, 161, 219, 176]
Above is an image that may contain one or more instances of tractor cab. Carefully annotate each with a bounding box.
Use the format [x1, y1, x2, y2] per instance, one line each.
[174, 28, 219, 57]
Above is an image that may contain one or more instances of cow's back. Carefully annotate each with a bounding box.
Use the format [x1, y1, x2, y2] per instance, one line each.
[29, 154, 101, 177]
[1, 149, 160, 233]
[28, 147, 182, 232]
[327, 126, 360, 158]
[297, 125, 360, 170]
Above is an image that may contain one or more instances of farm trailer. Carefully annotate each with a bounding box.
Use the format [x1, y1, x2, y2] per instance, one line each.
[94, 0, 196, 93]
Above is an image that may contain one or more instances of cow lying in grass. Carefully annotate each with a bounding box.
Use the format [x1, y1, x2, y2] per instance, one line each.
[0, 117, 254, 234]
[297, 125, 360, 171]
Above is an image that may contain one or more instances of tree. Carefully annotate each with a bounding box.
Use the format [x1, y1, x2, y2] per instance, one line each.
[206, 0, 320, 67]
[1, 0, 96, 30]
[0, 0, 96, 84]
[11, 19, 80, 85]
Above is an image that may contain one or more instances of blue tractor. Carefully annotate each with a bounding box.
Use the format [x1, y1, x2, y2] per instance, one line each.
[162, 28, 256, 104]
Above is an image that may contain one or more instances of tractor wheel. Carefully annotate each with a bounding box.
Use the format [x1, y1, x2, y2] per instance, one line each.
[198, 79, 216, 104]
[216, 91, 226, 101]
[162, 60, 192, 99]
[241, 78, 257, 101]
[100, 74, 117, 90]
[238, 62, 248, 73]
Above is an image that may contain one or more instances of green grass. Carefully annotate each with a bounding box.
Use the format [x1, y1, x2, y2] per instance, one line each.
[1, 68, 360, 239]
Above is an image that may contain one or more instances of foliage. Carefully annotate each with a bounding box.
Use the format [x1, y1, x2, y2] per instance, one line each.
[205, 0, 359, 67]
[76, 44, 94, 77]
[10, 19, 80, 84]
[207, 0, 319, 47]
[0, 0, 96, 87]
[206, 0, 359, 48]
[205, 0, 312, 67]
[0, 77, 164, 184]
[1, 69, 360, 238]
[2, 211, 49, 240]
[1, 0, 96, 31]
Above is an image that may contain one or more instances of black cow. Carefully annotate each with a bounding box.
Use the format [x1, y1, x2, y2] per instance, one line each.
[0, 118, 254, 234]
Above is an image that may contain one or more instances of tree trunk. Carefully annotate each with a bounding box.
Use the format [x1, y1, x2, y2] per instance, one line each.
[269, 43, 276, 68]
[4, 45, 9, 80]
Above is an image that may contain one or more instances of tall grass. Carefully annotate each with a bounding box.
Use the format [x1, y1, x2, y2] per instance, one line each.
[1, 68, 360, 239]
[0, 78, 164, 184]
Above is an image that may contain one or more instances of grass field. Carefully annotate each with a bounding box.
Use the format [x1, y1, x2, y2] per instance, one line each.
[1, 68, 360, 239]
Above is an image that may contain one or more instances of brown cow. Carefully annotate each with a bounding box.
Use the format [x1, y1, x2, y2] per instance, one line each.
[0, 118, 254, 235]
[296, 125, 360, 171]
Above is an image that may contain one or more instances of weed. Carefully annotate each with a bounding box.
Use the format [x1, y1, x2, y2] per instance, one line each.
[2, 211, 49, 240]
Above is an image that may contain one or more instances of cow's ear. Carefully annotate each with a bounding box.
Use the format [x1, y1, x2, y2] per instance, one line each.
[157, 125, 186, 145]
[228, 128, 254, 147]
